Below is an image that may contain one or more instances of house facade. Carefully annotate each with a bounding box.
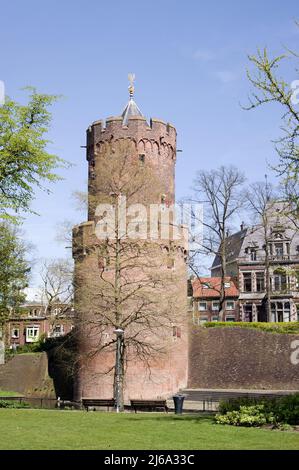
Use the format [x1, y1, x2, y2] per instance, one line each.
[6, 303, 74, 349]
[191, 277, 239, 324]
[211, 202, 299, 322]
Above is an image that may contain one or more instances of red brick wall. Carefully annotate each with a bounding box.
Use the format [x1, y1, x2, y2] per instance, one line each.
[189, 326, 299, 390]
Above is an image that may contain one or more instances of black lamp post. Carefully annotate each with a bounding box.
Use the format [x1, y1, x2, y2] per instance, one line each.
[114, 327, 124, 412]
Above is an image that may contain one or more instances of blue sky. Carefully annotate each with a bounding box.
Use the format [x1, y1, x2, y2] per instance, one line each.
[1, 0, 298, 287]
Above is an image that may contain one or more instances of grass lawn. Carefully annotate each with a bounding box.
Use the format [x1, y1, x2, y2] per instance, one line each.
[0, 410, 298, 450]
[0, 389, 22, 397]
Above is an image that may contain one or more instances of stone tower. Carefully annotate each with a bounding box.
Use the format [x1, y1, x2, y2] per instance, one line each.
[73, 77, 188, 402]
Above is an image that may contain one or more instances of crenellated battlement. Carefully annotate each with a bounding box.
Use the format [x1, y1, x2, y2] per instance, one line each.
[86, 115, 176, 156]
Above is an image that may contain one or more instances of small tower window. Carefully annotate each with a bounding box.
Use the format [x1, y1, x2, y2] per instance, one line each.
[139, 154, 145, 163]
[172, 326, 181, 338]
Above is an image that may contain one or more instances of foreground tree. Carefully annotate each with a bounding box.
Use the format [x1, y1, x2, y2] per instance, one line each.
[190, 166, 246, 320]
[245, 37, 299, 182]
[0, 88, 68, 219]
[0, 223, 30, 330]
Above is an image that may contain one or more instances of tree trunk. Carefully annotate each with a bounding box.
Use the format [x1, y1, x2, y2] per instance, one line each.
[0, 340, 5, 365]
[114, 335, 124, 411]
[113, 195, 124, 411]
[219, 243, 227, 321]
[264, 222, 271, 323]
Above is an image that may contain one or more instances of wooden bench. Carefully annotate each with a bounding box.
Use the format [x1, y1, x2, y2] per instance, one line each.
[130, 399, 168, 413]
[82, 398, 115, 411]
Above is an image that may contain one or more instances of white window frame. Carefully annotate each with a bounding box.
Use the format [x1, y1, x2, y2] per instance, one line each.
[26, 326, 40, 343]
[52, 324, 64, 337]
[11, 328, 19, 339]
[242, 272, 252, 292]
[198, 301, 207, 311]
[224, 282, 231, 288]
[226, 300, 235, 311]
[212, 301, 219, 311]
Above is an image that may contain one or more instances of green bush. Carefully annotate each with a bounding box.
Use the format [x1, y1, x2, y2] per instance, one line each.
[6, 334, 47, 356]
[218, 397, 264, 414]
[203, 321, 299, 334]
[215, 405, 275, 427]
[271, 394, 299, 425]
[0, 400, 30, 409]
[217, 394, 299, 426]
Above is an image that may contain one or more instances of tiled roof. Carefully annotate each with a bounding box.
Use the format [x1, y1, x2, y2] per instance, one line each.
[192, 277, 239, 298]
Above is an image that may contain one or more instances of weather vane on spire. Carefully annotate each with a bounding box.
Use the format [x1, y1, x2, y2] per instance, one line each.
[128, 73, 135, 99]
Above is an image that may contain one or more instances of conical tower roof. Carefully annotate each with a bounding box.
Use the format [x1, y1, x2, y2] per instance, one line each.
[121, 73, 144, 125]
[121, 97, 143, 125]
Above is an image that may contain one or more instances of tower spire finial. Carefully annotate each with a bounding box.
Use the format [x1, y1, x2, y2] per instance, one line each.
[128, 73, 135, 99]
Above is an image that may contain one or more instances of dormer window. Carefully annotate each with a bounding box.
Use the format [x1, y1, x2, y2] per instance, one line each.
[274, 242, 283, 259]
[224, 282, 231, 289]
[245, 246, 257, 261]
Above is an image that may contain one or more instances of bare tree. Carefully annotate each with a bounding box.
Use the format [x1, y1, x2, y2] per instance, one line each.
[190, 166, 246, 320]
[246, 182, 277, 322]
[39, 258, 73, 317]
[74, 140, 186, 409]
[55, 191, 88, 246]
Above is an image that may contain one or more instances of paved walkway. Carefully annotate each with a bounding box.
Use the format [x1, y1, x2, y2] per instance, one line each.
[166, 388, 299, 412]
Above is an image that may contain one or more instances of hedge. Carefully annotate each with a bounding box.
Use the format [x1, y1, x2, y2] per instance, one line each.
[203, 321, 299, 334]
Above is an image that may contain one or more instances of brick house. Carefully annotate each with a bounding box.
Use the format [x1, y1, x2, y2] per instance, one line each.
[211, 202, 299, 322]
[6, 302, 74, 349]
[191, 277, 239, 324]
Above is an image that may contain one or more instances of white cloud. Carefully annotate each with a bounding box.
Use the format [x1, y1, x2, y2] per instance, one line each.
[192, 48, 215, 61]
[214, 70, 238, 83]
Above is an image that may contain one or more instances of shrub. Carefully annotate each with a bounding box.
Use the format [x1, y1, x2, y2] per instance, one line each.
[7, 335, 47, 355]
[203, 321, 299, 334]
[217, 394, 299, 426]
[271, 394, 299, 425]
[218, 397, 263, 414]
[0, 400, 30, 409]
[215, 405, 275, 427]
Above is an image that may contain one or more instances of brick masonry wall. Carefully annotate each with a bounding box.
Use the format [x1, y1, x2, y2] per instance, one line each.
[73, 238, 189, 402]
[188, 326, 299, 390]
[0, 352, 55, 396]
